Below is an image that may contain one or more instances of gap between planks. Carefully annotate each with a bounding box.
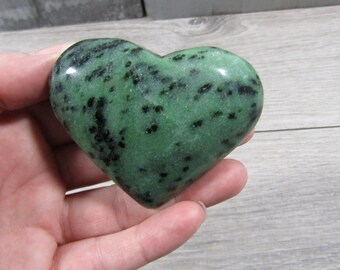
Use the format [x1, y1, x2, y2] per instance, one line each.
[256, 125, 340, 134]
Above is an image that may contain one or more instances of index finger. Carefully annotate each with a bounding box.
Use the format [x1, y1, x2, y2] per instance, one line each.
[0, 44, 70, 112]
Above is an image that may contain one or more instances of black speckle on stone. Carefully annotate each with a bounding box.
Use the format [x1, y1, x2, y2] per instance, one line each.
[87, 97, 95, 107]
[151, 123, 158, 132]
[130, 47, 143, 55]
[189, 54, 198, 60]
[182, 166, 189, 172]
[93, 40, 127, 54]
[212, 111, 223, 118]
[139, 167, 147, 173]
[175, 142, 182, 147]
[54, 60, 62, 75]
[251, 102, 257, 108]
[124, 70, 133, 80]
[193, 94, 200, 101]
[55, 82, 64, 93]
[160, 172, 168, 178]
[97, 97, 105, 109]
[63, 94, 69, 102]
[119, 127, 127, 135]
[142, 105, 150, 113]
[238, 85, 256, 96]
[145, 122, 158, 134]
[126, 95, 132, 102]
[222, 139, 234, 147]
[103, 157, 111, 166]
[228, 112, 237, 120]
[184, 156, 192, 162]
[103, 75, 112, 82]
[125, 61, 132, 67]
[154, 105, 163, 113]
[95, 133, 103, 143]
[168, 82, 177, 90]
[109, 86, 115, 92]
[237, 131, 247, 138]
[161, 76, 172, 84]
[89, 126, 96, 133]
[78, 54, 91, 67]
[172, 54, 185, 61]
[216, 87, 223, 93]
[251, 78, 259, 85]
[192, 119, 203, 128]
[198, 83, 213, 94]
[190, 69, 200, 76]
[121, 108, 130, 114]
[198, 50, 208, 54]
[132, 74, 141, 85]
[249, 108, 259, 122]
[228, 90, 233, 96]
[95, 52, 104, 59]
[174, 177, 183, 182]
[150, 69, 159, 76]
[112, 154, 120, 161]
[123, 48, 130, 53]
[159, 89, 168, 96]
[109, 143, 115, 150]
[118, 141, 126, 148]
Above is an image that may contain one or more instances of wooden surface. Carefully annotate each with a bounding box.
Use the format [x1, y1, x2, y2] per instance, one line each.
[0, 0, 144, 31]
[1, 6, 339, 270]
[144, 0, 340, 19]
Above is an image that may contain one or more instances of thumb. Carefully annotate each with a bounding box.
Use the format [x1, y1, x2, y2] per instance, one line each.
[0, 44, 72, 112]
[54, 201, 206, 270]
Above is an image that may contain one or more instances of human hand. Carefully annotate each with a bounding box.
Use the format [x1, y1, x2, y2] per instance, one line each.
[0, 45, 253, 269]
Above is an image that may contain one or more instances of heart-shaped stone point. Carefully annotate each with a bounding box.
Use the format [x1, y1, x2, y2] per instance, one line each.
[50, 38, 263, 208]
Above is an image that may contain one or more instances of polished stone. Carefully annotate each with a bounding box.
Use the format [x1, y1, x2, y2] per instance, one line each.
[50, 38, 263, 208]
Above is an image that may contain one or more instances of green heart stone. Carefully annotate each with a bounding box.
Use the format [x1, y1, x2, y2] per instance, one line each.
[50, 38, 263, 208]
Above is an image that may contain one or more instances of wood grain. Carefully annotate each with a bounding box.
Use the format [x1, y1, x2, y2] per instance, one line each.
[0, 0, 144, 31]
[0, 6, 339, 270]
[144, 0, 340, 19]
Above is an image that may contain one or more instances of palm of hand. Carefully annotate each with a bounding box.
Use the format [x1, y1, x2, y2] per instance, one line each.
[0, 48, 249, 269]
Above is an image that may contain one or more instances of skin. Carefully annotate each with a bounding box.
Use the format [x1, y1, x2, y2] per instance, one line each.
[0, 44, 254, 270]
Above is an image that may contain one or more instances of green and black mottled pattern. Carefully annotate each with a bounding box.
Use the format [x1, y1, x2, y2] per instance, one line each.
[49, 38, 263, 208]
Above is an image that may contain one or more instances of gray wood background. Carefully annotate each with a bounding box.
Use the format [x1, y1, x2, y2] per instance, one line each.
[0, 0, 144, 31]
[0, 5, 339, 270]
[144, 0, 340, 19]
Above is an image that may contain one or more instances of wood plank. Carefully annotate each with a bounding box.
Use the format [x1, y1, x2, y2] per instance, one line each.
[0, 0, 144, 31]
[0, 6, 339, 131]
[143, 128, 340, 269]
[144, 0, 340, 19]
